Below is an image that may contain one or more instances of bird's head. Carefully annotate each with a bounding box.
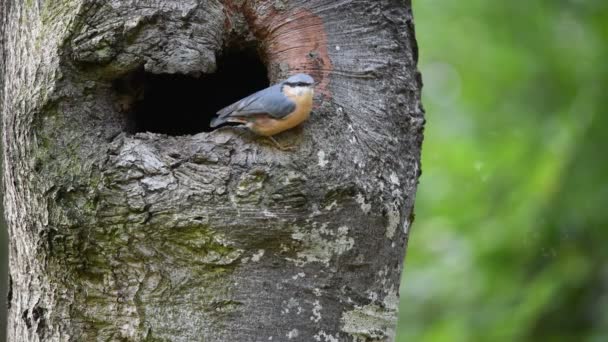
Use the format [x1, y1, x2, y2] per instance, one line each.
[282, 73, 315, 97]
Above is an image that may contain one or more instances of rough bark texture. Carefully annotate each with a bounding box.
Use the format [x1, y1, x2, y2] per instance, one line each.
[1, 0, 423, 341]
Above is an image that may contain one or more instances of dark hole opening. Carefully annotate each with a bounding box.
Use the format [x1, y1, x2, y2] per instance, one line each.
[118, 46, 269, 135]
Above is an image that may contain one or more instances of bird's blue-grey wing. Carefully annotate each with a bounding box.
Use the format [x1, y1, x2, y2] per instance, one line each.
[230, 86, 296, 119]
[211, 85, 295, 127]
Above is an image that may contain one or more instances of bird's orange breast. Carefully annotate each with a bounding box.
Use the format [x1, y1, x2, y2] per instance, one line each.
[250, 87, 313, 137]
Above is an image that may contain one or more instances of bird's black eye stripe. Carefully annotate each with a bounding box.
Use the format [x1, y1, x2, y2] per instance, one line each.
[285, 81, 312, 87]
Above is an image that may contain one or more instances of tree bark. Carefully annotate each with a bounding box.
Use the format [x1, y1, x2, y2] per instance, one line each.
[1, 0, 423, 341]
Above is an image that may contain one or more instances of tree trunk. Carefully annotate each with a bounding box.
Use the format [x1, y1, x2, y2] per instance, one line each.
[1, 0, 423, 341]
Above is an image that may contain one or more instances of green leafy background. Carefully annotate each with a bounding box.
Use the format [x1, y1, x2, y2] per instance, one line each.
[396, 0, 608, 341]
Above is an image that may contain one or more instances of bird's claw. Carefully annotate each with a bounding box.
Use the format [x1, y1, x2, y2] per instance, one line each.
[266, 137, 295, 151]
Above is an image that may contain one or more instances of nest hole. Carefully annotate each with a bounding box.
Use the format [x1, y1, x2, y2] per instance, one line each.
[116, 45, 269, 135]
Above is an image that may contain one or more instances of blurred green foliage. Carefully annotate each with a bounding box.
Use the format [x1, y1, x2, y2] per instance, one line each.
[396, 0, 608, 341]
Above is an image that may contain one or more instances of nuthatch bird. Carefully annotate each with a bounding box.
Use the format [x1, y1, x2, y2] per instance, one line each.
[210, 73, 315, 150]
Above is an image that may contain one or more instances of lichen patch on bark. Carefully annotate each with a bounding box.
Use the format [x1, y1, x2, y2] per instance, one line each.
[340, 303, 397, 341]
[290, 224, 354, 266]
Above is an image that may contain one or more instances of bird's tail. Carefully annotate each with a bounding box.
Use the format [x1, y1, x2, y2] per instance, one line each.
[210, 116, 226, 128]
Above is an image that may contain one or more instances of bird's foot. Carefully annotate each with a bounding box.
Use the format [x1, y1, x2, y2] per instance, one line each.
[265, 136, 295, 151]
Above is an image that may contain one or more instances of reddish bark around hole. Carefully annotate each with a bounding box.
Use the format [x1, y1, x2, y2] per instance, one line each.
[232, 2, 333, 99]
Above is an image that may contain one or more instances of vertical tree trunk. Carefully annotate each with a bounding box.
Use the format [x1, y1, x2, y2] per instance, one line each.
[1, 0, 423, 341]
